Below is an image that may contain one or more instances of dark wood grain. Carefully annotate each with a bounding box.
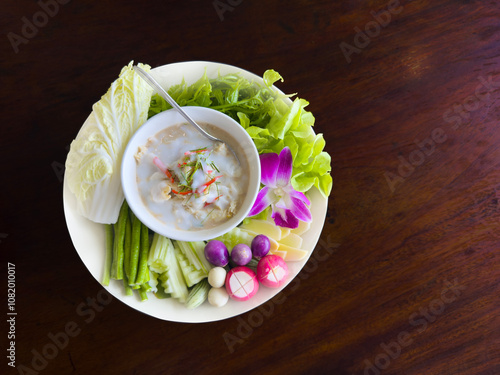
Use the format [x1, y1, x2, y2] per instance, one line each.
[2, 0, 499, 374]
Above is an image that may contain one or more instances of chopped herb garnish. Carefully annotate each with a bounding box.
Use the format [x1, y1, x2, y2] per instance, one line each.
[201, 207, 216, 224]
[210, 162, 220, 173]
[168, 147, 223, 200]
[184, 147, 209, 156]
[184, 193, 194, 205]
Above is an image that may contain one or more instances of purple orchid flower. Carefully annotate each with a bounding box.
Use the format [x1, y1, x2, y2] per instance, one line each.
[248, 147, 312, 228]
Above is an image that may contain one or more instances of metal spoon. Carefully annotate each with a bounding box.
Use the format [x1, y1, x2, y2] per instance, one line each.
[133, 65, 239, 163]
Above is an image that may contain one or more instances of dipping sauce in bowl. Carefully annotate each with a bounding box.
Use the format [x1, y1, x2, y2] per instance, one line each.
[122, 106, 260, 242]
[135, 123, 247, 230]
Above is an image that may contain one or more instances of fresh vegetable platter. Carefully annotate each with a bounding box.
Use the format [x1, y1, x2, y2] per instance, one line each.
[63, 61, 329, 322]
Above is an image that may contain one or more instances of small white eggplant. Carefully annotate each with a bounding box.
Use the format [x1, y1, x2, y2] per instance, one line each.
[208, 267, 227, 288]
[208, 287, 229, 307]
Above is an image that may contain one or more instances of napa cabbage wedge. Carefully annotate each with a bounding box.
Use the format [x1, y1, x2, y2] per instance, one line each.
[65, 62, 154, 224]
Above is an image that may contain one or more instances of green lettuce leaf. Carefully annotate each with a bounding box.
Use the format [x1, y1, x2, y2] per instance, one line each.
[263, 69, 284, 87]
[147, 69, 333, 198]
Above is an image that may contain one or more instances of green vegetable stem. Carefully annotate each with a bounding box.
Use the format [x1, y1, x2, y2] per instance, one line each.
[102, 224, 114, 286]
[128, 214, 142, 285]
[139, 283, 151, 301]
[111, 200, 128, 280]
[122, 274, 133, 296]
[123, 213, 132, 279]
[102, 202, 154, 301]
[134, 223, 150, 285]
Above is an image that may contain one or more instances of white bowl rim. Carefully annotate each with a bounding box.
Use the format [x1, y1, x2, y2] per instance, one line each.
[121, 106, 261, 242]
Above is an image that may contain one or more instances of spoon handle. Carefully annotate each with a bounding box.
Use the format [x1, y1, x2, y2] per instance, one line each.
[133, 65, 219, 142]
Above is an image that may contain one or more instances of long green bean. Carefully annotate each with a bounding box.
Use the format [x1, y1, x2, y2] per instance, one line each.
[139, 283, 150, 301]
[102, 224, 114, 286]
[122, 274, 133, 296]
[123, 214, 132, 279]
[135, 223, 150, 285]
[128, 214, 141, 285]
[111, 200, 128, 280]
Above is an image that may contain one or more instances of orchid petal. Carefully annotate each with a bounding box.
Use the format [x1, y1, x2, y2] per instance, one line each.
[289, 196, 312, 223]
[287, 187, 311, 206]
[259, 152, 279, 187]
[273, 198, 288, 210]
[248, 186, 274, 217]
[276, 147, 293, 187]
[271, 206, 299, 229]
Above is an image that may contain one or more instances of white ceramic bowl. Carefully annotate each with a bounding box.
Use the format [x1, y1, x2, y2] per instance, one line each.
[121, 106, 261, 241]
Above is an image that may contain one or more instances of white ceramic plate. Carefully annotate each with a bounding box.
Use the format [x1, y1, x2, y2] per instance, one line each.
[63, 61, 327, 323]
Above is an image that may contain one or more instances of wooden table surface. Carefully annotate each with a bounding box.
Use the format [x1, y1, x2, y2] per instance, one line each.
[2, 0, 499, 374]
